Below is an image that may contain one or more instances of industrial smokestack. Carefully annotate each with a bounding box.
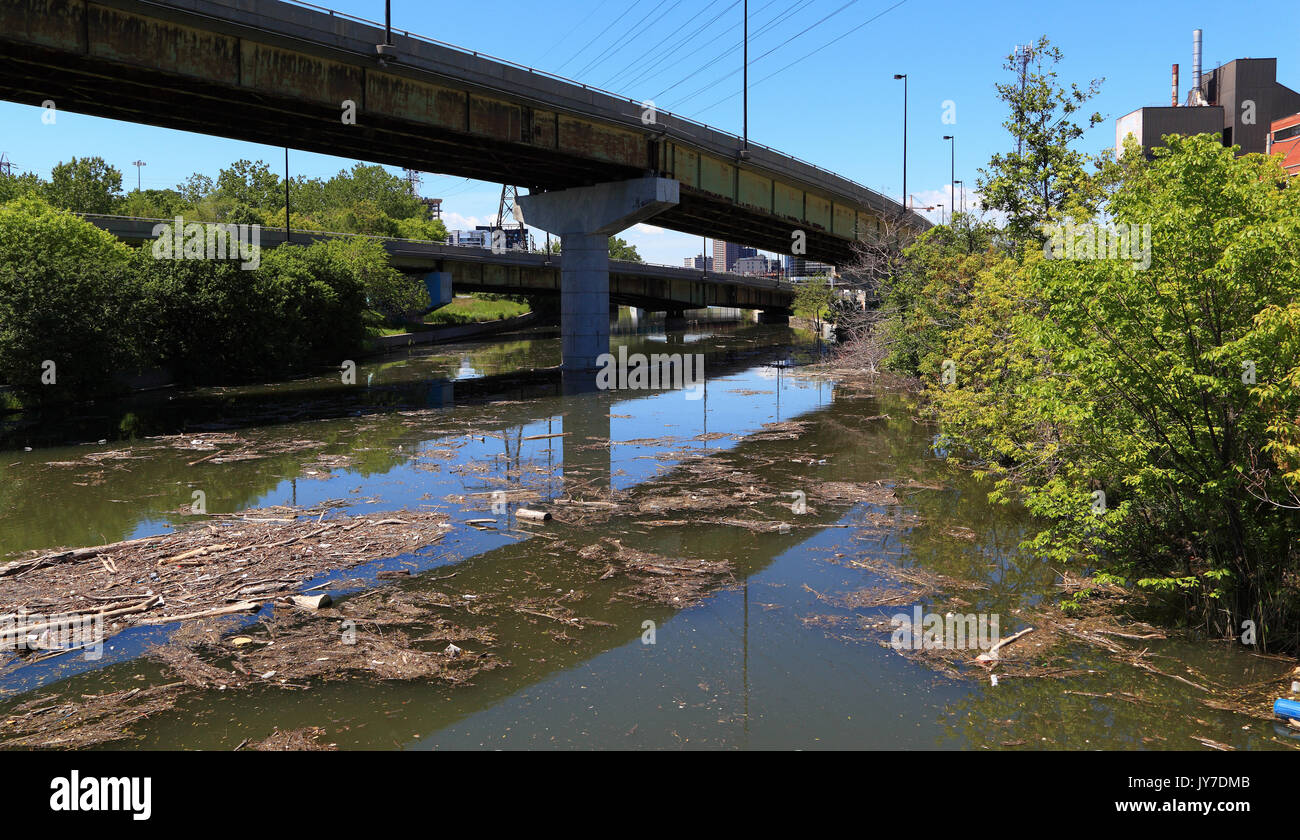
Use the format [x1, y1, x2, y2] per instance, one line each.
[1192, 29, 1202, 94]
[1172, 64, 1179, 106]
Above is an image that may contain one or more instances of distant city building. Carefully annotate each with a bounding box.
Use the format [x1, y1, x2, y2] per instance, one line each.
[449, 229, 490, 248]
[785, 256, 834, 278]
[1116, 34, 1300, 158]
[711, 241, 761, 272]
[474, 225, 528, 250]
[1269, 112, 1300, 177]
[684, 254, 714, 270]
[734, 255, 771, 275]
[712, 240, 740, 272]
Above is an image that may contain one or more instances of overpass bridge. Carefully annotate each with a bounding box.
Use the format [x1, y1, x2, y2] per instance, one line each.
[0, 0, 924, 367]
[83, 214, 798, 317]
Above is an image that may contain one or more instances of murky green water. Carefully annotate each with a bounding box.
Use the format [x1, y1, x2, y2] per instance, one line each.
[1, 322, 1295, 750]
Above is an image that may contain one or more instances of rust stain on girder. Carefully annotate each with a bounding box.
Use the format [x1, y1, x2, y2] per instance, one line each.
[804, 194, 832, 231]
[737, 170, 771, 213]
[0, 0, 83, 51]
[367, 73, 466, 131]
[698, 153, 734, 200]
[241, 43, 361, 106]
[558, 116, 643, 169]
[470, 95, 521, 143]
[773, 181, 803, 222]
[88, 5, 239, 85]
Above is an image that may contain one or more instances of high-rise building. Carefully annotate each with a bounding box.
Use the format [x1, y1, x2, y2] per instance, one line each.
[712, 240, 740, 272]
[684, 255, 713, 270]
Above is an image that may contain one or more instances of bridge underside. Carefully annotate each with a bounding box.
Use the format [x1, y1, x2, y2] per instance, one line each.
[0, 0, 910, 266]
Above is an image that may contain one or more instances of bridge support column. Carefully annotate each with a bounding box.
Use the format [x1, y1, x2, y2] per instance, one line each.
[756, 310, 790, 325]
[422, 271, 453, 312]
[519, 177, 679, 371]
[664, 310, 687, 331]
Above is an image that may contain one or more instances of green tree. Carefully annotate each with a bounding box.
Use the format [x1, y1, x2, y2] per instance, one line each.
[976, 37, 1105, 243]
[45, 156, 123, 215]
[116, 188, 185, 219]
[608, 236, 641, 262]
[0, 195, 134, 403]
[0, 170, 46, 205]
[793, 275, 833, 326]
[215, 159, 282, 211]
[932, 135, 1300, 649]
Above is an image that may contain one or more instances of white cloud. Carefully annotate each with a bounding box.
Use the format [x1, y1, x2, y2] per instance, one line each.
[908, 184, 1004, 226]
[441, 211, 487, 231]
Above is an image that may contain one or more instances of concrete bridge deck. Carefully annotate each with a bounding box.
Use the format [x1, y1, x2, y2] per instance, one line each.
[0, 0, 926, 266]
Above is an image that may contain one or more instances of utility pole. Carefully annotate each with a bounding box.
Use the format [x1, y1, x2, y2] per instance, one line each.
[741, 0, 749, 157]
[132, 159, 146, 192]
[943, 135, 955, 223]
[403, 168, 422, 196]
[893, 74, 907, 211]
[284, 147, 290, 244]
[1013, 44, 1033, 156]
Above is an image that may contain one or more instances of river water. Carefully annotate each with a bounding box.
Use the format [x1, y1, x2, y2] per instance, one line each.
[0, 322, 1294, 750]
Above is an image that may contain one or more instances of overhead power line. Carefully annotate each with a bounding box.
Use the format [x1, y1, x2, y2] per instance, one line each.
[600, 0, 731, 89]
[650, 0, 810, 102]
[576, 0, 685, 80]
[553, 0, 646, 74]
[690, 0, 910, 118]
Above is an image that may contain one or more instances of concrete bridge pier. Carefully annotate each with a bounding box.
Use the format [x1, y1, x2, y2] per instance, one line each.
[519, 177, 680, 371]
[756, 309, 791, 325]
[664, 310, 688, 331]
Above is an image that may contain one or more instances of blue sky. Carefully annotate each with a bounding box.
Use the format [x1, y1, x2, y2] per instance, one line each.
[1, 0, 1296, 263]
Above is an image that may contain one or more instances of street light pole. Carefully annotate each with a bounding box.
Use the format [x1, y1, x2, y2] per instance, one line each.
[131, 160, 146, 192]
[955, 180, 964, 215]
[894, 74, 907, 211]
[742, 0, 748, 155]
[943, 135, 955, 224]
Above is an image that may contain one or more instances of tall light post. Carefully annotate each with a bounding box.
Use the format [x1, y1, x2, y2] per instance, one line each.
[954, 179, 964, 215]
[942, 134, 955, 224]
[894, 74, 907, 211]
[742, 0, 748, 155]
[284, 147, 290, 244]
[131, 159, 146, 192]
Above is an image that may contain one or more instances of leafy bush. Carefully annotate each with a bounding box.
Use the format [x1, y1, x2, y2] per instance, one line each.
[0, 196, 133, 403]
[930, 135, 1300, 647]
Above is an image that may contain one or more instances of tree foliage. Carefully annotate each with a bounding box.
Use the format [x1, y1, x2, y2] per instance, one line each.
[932, 136, 1300, 648]
[976, 36, 1105, 242]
